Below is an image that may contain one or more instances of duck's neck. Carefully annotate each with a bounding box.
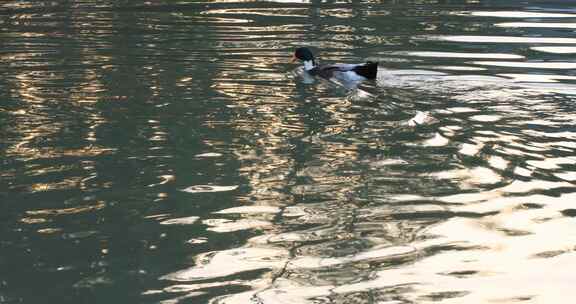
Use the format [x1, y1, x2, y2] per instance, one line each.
[303, 60, 316, 71]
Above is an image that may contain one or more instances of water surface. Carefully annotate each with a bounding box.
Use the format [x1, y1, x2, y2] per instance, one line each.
[2, 1, 576, 303]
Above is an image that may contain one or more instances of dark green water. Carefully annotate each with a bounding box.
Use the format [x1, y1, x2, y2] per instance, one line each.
[2, 0, 576, 303]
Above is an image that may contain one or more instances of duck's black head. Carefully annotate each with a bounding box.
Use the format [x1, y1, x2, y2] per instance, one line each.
[293, 47, 316, 64]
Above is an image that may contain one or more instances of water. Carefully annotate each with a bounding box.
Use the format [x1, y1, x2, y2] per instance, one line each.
[2, 0, 576, 303]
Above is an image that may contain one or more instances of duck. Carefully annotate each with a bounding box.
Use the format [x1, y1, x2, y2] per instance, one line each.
[291, 47, 378, 82]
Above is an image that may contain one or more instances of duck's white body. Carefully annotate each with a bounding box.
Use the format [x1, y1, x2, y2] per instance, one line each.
[303, 60, 378, 82]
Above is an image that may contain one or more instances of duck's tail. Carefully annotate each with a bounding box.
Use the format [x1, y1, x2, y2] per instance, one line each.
[353, 61, 379, 80]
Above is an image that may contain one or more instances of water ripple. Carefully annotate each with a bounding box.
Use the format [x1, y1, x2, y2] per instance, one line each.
[3, 1, 576, 304]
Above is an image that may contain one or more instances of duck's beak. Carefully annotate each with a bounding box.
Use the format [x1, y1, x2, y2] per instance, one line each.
[290, 54, 298, 63]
